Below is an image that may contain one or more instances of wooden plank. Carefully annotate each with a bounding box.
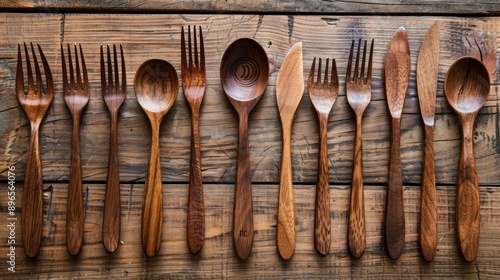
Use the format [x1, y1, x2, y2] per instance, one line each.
[1, 14, 499, 185]
[0, 183, 499, 278]
[0, 1, 499, 15]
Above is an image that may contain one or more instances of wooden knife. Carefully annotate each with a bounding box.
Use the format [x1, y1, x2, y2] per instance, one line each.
[417, 21, 440, 262]
[276, 42, 304, 260]
[384, 27, 411, 260]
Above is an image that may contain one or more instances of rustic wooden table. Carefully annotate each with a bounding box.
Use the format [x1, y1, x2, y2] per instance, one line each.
[0, 1, 499, 278]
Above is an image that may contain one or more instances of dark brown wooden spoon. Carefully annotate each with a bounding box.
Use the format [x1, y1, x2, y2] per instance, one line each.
[220, 38, 269, 260]
[134, 59, 178, 257]
[444, 57, 490, 262]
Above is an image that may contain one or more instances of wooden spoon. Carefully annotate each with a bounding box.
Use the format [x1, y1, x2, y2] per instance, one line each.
[444, 57, 490, 262]
[134, 59, 179, 257]
[220, 38, 269, 260]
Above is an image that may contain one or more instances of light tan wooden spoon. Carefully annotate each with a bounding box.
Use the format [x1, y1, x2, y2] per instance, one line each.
[444, 56, 490, 262]
[134, 59, 178, 257]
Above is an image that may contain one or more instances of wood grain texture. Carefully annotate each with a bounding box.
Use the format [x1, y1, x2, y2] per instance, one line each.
[0, 13, 499, 277]
[221, 38, 269, 260]
[2, 183, 500, 278]
[416, 21, 440, 262]
[444, 57, 491, 262]
[101, 44, 126, 254]
[276, 42, 304, 260]
[16, 43, 54, 258]
[0, 0, 499, 15]
[181, 25, 207, 255]
[384, 27, 411, 260]
[1, 15, 499, 186]
[61, 43, 90, 256]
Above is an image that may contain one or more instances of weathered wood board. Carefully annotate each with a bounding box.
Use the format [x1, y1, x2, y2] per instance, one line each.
[0, 12, 499, 279]
[0, 1, 499, 15]
[1, 183, 500, 278]
[1, 14, 499, 185]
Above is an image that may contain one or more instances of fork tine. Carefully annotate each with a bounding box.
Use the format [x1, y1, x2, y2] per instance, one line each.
[24, 43, 34, 95]
[181, 26, 187, 73]
[61, 44, 68, 95]
[16, 44, 24, 97]
[324, 58, 329, 86]
[317, 58, 322, 85]
[360, 40, 367, 82]
[120, 44, 126, 93]
[30, 43, 43, 95]
[346, 40, 354, 83]
[100, 45, 106, 93]
[308, 57, 316, 86]
[74, 44, 82, 92]
[80, 44, 89, 91]
[367, 39, 374, 84]
[67, 44, 75, 93]
[106, 45, 113, 94]
[37, 44, 52, 94]
[331, 59, 338, 87]
[354, 39, 361, 82]
[193, 25, 199, 69]
[188, 25, 192, 70]
[113, 44, 119, 91]
[199, 26, 205, 71]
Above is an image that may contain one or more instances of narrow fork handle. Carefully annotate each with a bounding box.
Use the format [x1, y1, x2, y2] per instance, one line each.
[141, 121, 163, 257]
[67, 115, 84, 256]
[187, 108, 205, 254]
[348, 114, 366, 258]
[314, 113, 330, 256]
[22, 123, 44, 258]
[103, 112, 121, 253]
[420, 124, 437, 261]
[233, 113, 254, 260]
[385, 117, 405, 260]
[277, 120, 296, 260]
[456, 119, 480, 262]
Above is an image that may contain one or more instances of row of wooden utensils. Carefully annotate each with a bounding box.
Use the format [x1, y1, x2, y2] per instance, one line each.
[16, 22, 491, 262]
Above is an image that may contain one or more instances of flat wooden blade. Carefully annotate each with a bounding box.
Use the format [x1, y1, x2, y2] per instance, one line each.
[417, 22, 440, 126]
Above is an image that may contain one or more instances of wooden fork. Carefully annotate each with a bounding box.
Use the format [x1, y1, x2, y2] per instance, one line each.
[61, 43, 89, 256]
[16, 43, 54, 258]
[346, 39, 374, 259]
[181, 25, 206, 254]
[101, 44, 126, 254]
[307, 57, 339, 256]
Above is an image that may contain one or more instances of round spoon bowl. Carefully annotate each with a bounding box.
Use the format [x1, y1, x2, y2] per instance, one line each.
[444, 57, 490, 114]
[135, 59, 179, 114]
[220, 38, 269, 103]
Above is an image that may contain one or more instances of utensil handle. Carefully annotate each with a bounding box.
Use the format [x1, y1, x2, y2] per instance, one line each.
[21, 124, 43, 258]
[141, 122, 163, 257]
[314, 114, 330, 256]
[103, 113, 121, 253]
[67, 116, 84, 256]
[277, 121, 295, 260]
[348, 114, 366, 259]
[420, 124, 437, 261]
[385, 117, 405, 260]
[457, 120, 480, 262]
[233, 114, 254, 260]
[187, 110, 205, 254]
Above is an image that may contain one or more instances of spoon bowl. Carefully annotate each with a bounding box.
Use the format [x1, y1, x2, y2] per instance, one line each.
[444, 56, 490, 262]
[134, 59, 179, 257]
[221, 38, 269, 106]
[220, 38, 269, 260]
[444, 57, 490, 114]
[135, 59, 178, 115]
